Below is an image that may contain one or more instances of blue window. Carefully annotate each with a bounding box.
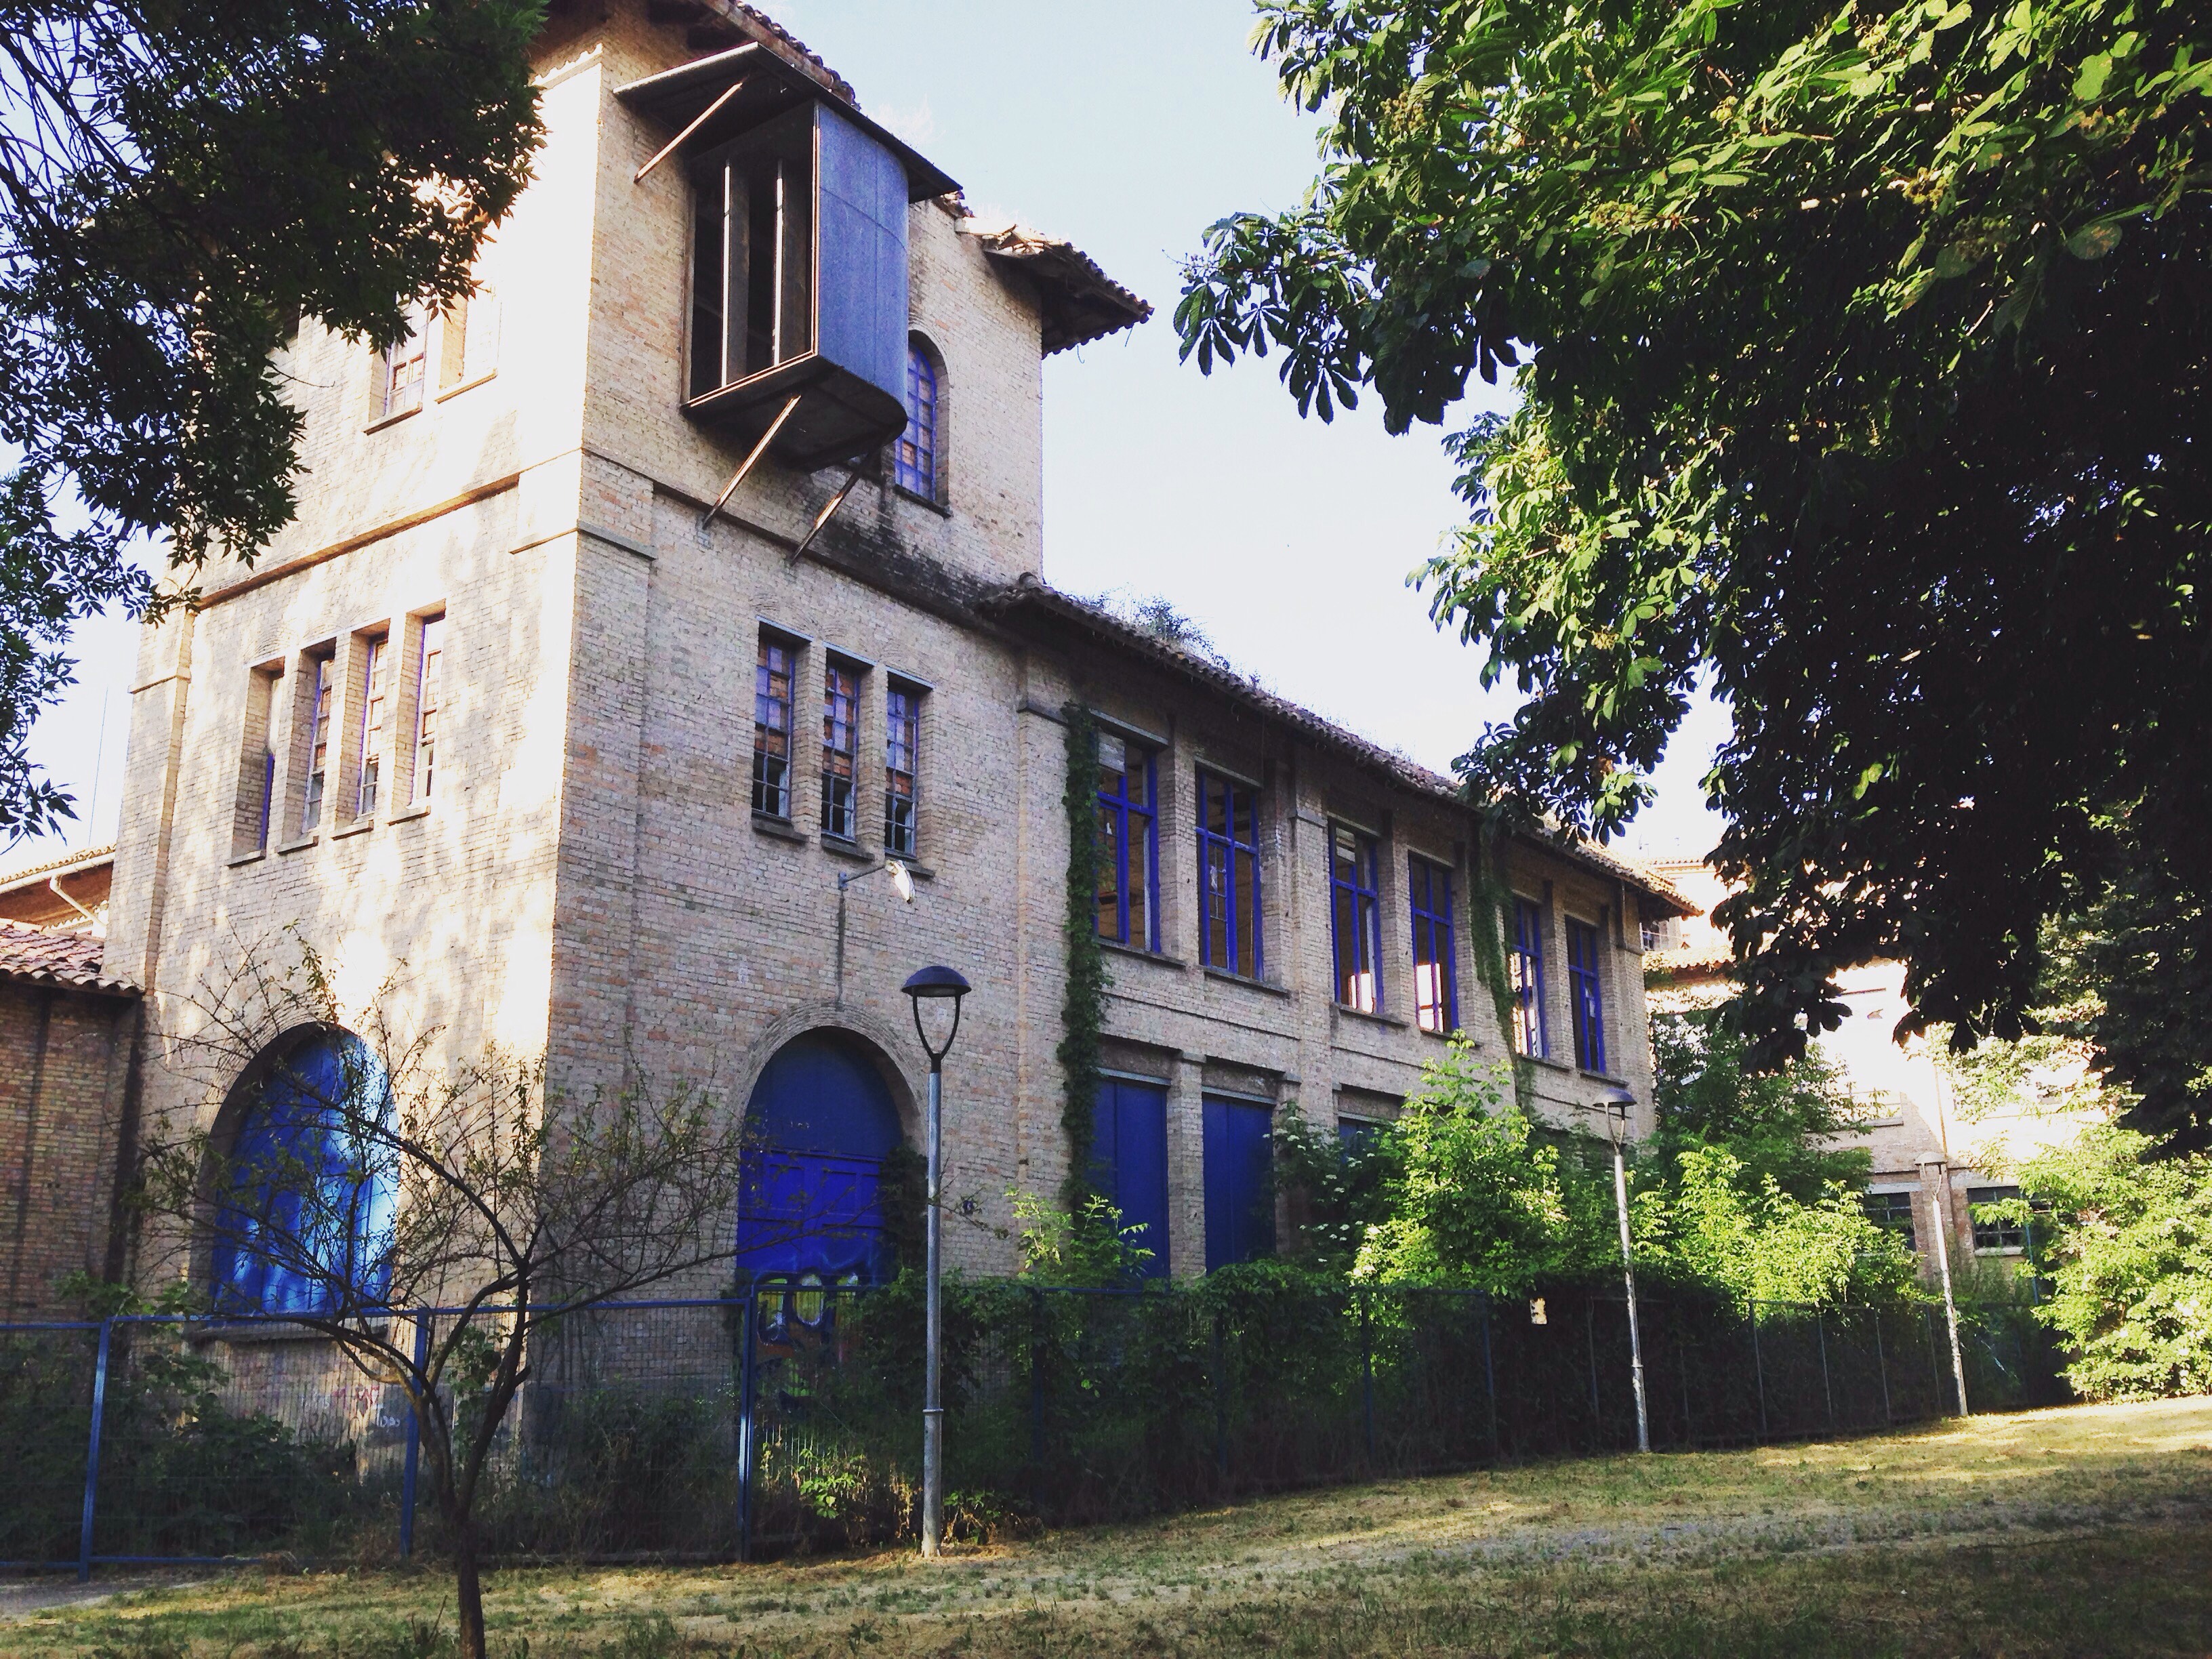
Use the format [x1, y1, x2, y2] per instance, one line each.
[212, 1029, 396, 1317]
[884, 681, 920, 857]
[752, 634, 794, 818]
[1408, 855, 1458, 1033]
[1095, 729, 1158, 950]
[1510, 897, 1549, 1059]
[820, 659, 859, 841]
[737, 1031, 904, 1298]
[1203, 1096, 1275, 1269]
[896, 340, 940, 500]
[1337, 1115, 1387, 1151]
[1330, 824, 1382, 1013]
[1090, 1078, 1170, 1279]
[1197, 771, 1262, 978]
[1565, 916, 1607, 1073]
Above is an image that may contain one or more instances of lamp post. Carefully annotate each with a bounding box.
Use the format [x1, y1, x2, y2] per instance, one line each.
[1591, 1085, 1651, 1454]
[835, 859, 914, 1006]
[901, 963, 969, 1558]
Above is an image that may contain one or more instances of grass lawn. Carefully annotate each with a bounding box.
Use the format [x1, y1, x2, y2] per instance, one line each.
[7, 1396, 2209, 1658]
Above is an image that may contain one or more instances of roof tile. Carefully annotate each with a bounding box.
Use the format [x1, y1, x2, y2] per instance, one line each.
[0, 918, 138, 996]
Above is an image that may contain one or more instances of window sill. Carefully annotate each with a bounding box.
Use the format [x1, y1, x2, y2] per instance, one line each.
[1102, 939, 1184, 968]
[190, 1317, 392, 1347]
[436, 369, 495, 403]
[388, 802, 433, 825]
[274, 833, 319, 855]
[752, 811, 806, 844]
[226, 848, 267, 869]
[893, 483, 951, 516]
[364, 405, 421, 434]
[821, 834, 881, 865]
[1579, 1069, 1631, 1087]
[1522, 1054, 1574, 1073]
[331, 817, 376, 841]
[1333, 1004, 1408, 1031]
[1202, 965, 1288, 997]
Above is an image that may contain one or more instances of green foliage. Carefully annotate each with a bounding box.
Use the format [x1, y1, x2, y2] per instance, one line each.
[1666, 1145, 1919, 1308]
[0, 1, 546, 841]
[2008, 1126, 2212, 1399]
[1651, 1012, 1870, 1201]
[1058, 702, 1110, 1207]
[1011, 1189, 1155, 1285]
[1178, 0, 2212, 1118]
[1272, 1109, 1403, 1271]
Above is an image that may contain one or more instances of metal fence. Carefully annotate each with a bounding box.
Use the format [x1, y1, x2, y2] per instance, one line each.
[0, 1276, 2062, 1576]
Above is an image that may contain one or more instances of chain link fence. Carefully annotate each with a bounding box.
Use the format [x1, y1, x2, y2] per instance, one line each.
[0, 1276, 2063, 1574]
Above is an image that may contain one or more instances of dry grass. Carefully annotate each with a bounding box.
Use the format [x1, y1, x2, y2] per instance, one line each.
[9, 1396, 2211, 1658]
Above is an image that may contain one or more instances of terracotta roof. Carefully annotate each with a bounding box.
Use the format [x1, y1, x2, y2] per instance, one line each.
[960, 220, 1153, 354]
[980, 575, 1694, 916]
[0, 918, 138, 997]
[0, 842, 114, 896]
[1645, 939, 1736, 978]
[640, 1, 855, 104]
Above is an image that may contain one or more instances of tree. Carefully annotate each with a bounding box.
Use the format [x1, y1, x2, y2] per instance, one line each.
[1176, 0, 2212, 1130]
[135, 943, 760, 1659]
[1651, 1012, 1869, 1202]
[0, 1, 544, 844]
[2001, 1126, 2212, 1399]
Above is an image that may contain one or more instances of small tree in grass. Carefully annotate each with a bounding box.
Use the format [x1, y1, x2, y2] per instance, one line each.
[135, 940, 762, 1659]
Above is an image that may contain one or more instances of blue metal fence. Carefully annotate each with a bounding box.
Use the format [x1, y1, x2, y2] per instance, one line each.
[0, 1279, 2059, 1576]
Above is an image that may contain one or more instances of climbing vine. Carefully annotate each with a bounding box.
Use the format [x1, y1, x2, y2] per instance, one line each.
[1058, 701, 1109, 1208]
[1466, 805, 1532, 1115]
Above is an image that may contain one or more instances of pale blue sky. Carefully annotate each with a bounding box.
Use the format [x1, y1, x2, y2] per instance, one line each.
[11, 0, 1725, 870]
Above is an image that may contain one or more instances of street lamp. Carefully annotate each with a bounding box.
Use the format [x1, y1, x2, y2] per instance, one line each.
[901, 963, 968, 1559]
[1588, 1085, 1652, 1454]
[834, 859, 915, 1006]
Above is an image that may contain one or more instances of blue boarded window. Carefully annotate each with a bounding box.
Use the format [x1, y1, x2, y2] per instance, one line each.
[1203, 1096, 1275, 1269]
[1330, 823, 1382, 1013]
[1510, 897, 1549, 1059]
[884, 680, 920, 857]
[1196, 771, 1262, 978]
[896, 339, 940, 500]
[1565, 916, 1607, 1073]
[1095, 729, 1159, 951]
[752, 632, 795, 819]
[1090, 1078, 1170, 1279]
[1408, 854, 1458, 1034]
[211, 1029, 396, 1317]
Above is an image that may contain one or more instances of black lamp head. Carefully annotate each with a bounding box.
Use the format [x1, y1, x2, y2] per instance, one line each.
[901, 965, 971, 1002]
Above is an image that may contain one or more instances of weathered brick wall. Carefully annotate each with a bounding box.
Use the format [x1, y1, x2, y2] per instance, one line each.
[0, 985, 135, 1316]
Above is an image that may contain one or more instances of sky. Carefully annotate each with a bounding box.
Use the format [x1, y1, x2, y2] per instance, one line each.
[10, 0, 1726, 874]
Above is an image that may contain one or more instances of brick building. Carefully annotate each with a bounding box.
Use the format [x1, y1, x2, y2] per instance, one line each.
[66, 0, 1687, 1314]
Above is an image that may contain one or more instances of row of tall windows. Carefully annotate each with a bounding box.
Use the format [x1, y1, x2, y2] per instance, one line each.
[375, 287, 501, 423]
[1091, 737, 1467, 1037]
[753, 630, 926, 857]
[234, 613, 445, 858]
[1506, 896, 1613, 1072]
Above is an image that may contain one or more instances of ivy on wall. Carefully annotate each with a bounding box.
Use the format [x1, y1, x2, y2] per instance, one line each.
[1058, 701, 1109, 1208]
[1466, 806, 1534, 1115]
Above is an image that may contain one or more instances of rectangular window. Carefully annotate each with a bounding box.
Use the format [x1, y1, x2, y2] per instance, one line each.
[411, 614, 445, 806]
[232, 664, 283, 857]
[1510, 898, 1550, 1058]
[1565, 916, 1608, 1073]
[1862, 1190, 1919, 1253]
[752, 634, 796, 819]
[354, 633, 388, 820]
[1090, 1079, 1170, 1279]
[1196, 771, 1262, 978]
[438, 285, 499, 392]
[884, 681, 920, 857]
[1094, 729, 1158, 951]
[820, 659, 860, 842]
[689, 111, 815, 398]
[380, 306, 428, 419]
[300, 649, 335, 834]
[1408, 855, 1458, 1034]
[1330, 823, 1382, 1013]
[1202, 1096, 1275, 1270]
[1969, 1185, 2026, 1254]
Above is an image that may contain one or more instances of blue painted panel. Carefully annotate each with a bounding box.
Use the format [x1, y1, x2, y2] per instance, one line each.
[738, 1031, 903, 1284]
[815, 103, 909, 406]
[1203, 1097, 1275, 1271]
[213, 1030, 396, 1316]
[1090, 1080, 1170, 1278]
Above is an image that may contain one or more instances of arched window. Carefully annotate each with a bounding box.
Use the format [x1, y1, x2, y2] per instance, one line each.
[895, 338, 941, 502]
[211, 1028, 397, 1317]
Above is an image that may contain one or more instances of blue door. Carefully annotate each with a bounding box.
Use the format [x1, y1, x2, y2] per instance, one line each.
[1203, 1097, 1275, 1270]
[1090, 1078, 1170, 1278]
[737, 1033, 903, 1286]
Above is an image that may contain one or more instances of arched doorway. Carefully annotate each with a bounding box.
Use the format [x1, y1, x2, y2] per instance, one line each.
[735, 1031, 906, 1313]
[209, 1026, 397, 1316]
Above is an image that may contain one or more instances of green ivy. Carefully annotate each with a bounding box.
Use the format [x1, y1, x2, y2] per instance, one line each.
[1467, 806, 1532, 1114]
[1058, 702, 1109, 1209]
